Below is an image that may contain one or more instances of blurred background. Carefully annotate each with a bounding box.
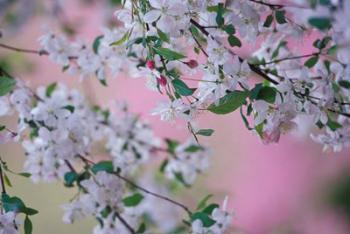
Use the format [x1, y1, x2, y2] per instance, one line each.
[1, 0, 350, 233]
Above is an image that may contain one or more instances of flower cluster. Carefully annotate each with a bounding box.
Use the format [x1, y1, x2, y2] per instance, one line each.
[0, 79, 226, 233]
[34, 0, 350, 152]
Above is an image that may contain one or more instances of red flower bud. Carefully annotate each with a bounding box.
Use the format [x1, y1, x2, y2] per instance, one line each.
[146, 60, 155, 70]
[185, 59, 198, 69]
[158, 75, 167, 87]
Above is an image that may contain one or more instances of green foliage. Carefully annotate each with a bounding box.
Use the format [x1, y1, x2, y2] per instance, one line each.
[165, 139, 179, 154]
[92, 35, 104, 54]
[91, 161, 114, 174]
[196, 129, 214, 136]
[250, 84, 277, 104]
[153, 47, 186, 61]
[304, 56, 319, 68]
[275, 10, 287, 24]
[263, 14, 274, 27]
[308, 17, 332, 30]
[339, 80, 350, 89]
[208, 91, 250, 114]
[1, 193, 38, 216]
[172, 79, 195, 96]
[46, 82, 57, 98]
[64, 171, 78, 187]
[24, 216, 33, 234]
[228, 35, 241, 47]
[0, 76, 16, 96]
[122, 193, 144, 207]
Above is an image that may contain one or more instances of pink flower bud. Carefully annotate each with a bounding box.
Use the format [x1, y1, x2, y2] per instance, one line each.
[185, 60, 198, 69]
[146, 60, 155, 70]
[158, 75, 167, 87]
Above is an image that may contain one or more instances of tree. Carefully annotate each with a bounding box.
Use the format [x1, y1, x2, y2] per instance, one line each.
[0, 0, 350, 233]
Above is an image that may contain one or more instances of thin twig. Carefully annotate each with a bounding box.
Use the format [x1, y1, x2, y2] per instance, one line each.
[115, 212, 136, 234]
[78, 155, 192, 215]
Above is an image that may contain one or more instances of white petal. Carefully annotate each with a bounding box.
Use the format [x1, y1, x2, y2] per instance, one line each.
[143, 10, 161, 23]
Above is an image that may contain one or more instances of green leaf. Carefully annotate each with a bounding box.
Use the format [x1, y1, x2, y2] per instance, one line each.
[263, 14, 274, 27]
[0, 125, 5, 131]
[23, 207, 39, 216]
[339, 80, 350, 89]
[202, 203, 219, 215]
[0, 76, 16, 96]
[308, 17, 332, 30]
[153, 47, 186, 61]
[159, 159, 169, 173]
[4, 173, 12, 187]
[172, 79, 195, 96]
[165, 139, 179, 154]
[122, 193, 144, 207]
[64, 171, 78, 187]
[185, 145, 203, 153]
[157, 29, 170, 43]
[215, 3, 225, 27]
[196, 129, 214, 136]
[191, 212, 216, 228]
[304, 56, 319, 68]
[250, 84, 277, 103]
[174, 172, 190, 187]
[63, 105, 75, 113]
[208, 91, 250, 115]
[196, 194, 213, 210]
[228, 35, 242, 47]
[92, 35, 104, 54]
[18, 172, 31, 178]
[136, 223, 146, 233]
[46, 82, 57, 98]
[275, 10, 287, 24]
[223, 24, 235, 34]
[91, 161, 114, 174]
[328, 45, 337, 55]
[327, 119, 342, 131]
[110, 31, 130, 46]
[2, 194, 25, 213]
[24, 216, 33, 234]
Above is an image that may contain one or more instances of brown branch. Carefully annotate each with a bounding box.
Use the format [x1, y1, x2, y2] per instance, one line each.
[115, 212, 136, 234]
[0, 165, 6, 194]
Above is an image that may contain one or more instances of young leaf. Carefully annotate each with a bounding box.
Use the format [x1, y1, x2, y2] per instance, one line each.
[64, 171, 78, 187]
[110, 31, 130, 46]
[157, 29, 170, 43]
[263, 14, 274, 27]
[92, 35, 104, 54]
[275, 10, 287, 24]
[165, 139, 179, 154]
[122, 193, 144, 207]
[0, 76, 16, 96]
[250, 84, 277, 104]
[196, 129, 214, 137]
[308, 17, 332, 30]
[136, 223, 146, 233]
[196, 194, 213, 210]
[24, 216, 33, 234]
[202, 203, 219, 215]
[208, 91, 250, 115]
[46, 82, 57, 98]
[228, 35, 242, 47]
[172, 79, 195, 96]
[304, 56, 319, 68]
[4, 173, 12, 187]
[153, 47, 186, 61]
[91, 161, 114, 174]
[339, 80, 350, 89]
[191, 212, 216, 228]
